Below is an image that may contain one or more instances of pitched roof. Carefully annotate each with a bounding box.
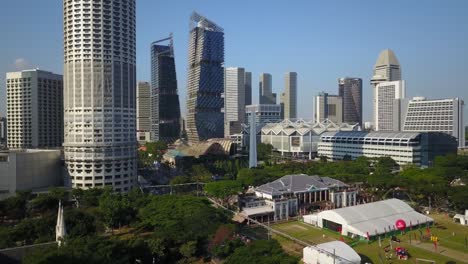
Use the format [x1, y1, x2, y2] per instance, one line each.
[255, 174, 348, 196]
[374, 49, 400, 67]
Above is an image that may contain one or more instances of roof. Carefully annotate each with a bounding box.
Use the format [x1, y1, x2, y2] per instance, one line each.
[261, 119, 359, 136]
[256, 174, 348, 196]
[374, 49, 400, 67]
[317, 199, 433, 237]
[314, 241, 361, 263]
[241, 205, 274, 216]
[320, 131, 422, 140]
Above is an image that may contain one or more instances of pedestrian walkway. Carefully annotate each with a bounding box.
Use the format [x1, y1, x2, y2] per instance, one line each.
[410, 240, 467, 263]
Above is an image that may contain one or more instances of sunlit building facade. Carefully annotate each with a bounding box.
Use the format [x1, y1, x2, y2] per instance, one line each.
[186, 12, 225, 142]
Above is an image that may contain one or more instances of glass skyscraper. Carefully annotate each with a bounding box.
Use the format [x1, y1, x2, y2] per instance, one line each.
[151, 35, 181, 142]
[338, 77, 363, 126]
[186, 12, 225, 142]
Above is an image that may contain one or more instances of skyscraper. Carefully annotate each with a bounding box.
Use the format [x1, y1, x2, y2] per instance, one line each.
[136, 81, 151, 144]
[63, 0, 137, 191]
[151, 35, 181, 142]
[259, 73, 276, 104]
[244, 72, 252, 106]
[370, 49, 402, 86]
[282, 72, 297, 119]
[371, 49, 402, 128]
[314, 92, 343, 124]
[374, 80, 406, 131]
[6, 69, 63, 149]
[402, 97, 465, 148]
[186, 12, 225, 142]
[338, 77, 362, 126]
[224, 67, 246, 137]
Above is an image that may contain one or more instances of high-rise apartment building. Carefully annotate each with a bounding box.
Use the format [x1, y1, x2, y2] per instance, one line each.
[186, 12, 225, 142]
[244, 72, 252, 106]
[374, 80, 406, 131]
[282, 72, 298, 120]
[63, 0, 137, 191]
[6, 70, 63, 149]
[314, 92, 343, 124]
[259, 73, 276, 104]
[136, 82, 151, 144]
[402, 97, 465, 148]
[338, 77, 362, 126]
[151, 35, 181, 142]
[224, 67, 246, 137]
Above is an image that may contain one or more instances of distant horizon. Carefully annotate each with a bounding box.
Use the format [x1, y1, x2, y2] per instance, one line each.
[1, 0, 467, 125]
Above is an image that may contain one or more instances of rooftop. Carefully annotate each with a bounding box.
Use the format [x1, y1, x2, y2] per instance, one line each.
[374, 49, 400, 67]
[256, 174, 348, 196]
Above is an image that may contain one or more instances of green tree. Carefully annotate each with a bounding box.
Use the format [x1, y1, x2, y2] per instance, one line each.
[205, 180, 242, 205]
[146, 141, 168, 162]
[98, 190, 133, 231]
[257, 143, 273, 163]
[190, 164, 212, 182]
[225, 240, 298, 264]
[138, 195, 230, 244]
[64, 209, 96, 238]
[179, 240, 198, 259]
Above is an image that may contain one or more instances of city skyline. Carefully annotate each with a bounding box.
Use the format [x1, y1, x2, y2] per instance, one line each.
[1, 0, 468, 124]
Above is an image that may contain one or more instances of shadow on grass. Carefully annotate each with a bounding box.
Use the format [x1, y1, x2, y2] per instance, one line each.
[359, 253, 373, 264]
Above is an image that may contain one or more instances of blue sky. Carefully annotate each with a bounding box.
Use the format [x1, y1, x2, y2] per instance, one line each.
[1, 0, 467, 123]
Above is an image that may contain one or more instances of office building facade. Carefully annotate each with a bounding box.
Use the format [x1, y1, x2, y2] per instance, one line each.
[224, 67, 246, 137]
[0, 149, 62, 196]
[374, 80, 406, 131]
[0, 117, 6, 148]
[136, 82, 151, 144]
[6, 70, 63, 149]
[63, 0, 137, 191]
[318, 131, 457, 167]
[186, 12, 225, 142]
[338, 77, 362, 126]
[281, 72, 298, 120]
[403, 97, 465, 148]
[244, 72, 252, 106]
[151, 35, 181, 143]
[259, 73, 276, 104]
[314, 92, 343, 124]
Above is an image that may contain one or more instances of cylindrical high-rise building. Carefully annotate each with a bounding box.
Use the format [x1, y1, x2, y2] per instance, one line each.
[63, 0, 137, 191]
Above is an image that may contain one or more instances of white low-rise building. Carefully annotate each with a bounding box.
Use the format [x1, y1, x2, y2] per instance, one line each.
[303, 241, 361, 264]
[260, 119, 358, 158]
[303, 199, 433, 240]
[241, 174, 358, 222]
[453, 210, 468, 225]
[318, 131, 458, 166]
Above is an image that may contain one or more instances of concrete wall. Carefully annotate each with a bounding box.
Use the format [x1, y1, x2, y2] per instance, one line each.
[0, 150, 62, 195]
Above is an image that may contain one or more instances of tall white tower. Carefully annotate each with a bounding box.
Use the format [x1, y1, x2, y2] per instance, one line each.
[63, 0, 137, 191]
[249, 112, 257, 168]
[224, 67, 246, 137]
[282, 72, 297, 119]
[55, 200, 66, 246]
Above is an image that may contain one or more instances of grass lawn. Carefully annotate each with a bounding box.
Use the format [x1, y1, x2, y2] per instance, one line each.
[268, 221, 464, 263]
[426, 213, 468, 252]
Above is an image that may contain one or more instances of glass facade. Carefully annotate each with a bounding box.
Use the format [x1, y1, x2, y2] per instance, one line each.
[151, 36, 181, 142]
[186, 12, 225, 142]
